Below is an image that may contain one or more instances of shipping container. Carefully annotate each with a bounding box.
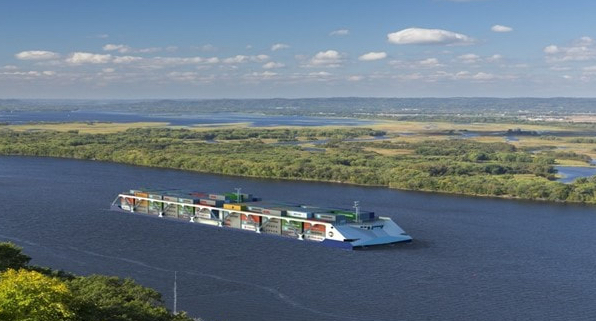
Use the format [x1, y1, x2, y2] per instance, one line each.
[209, 193, 229, 201]
[148, 201, 163, 215]
[241, 213, 260, 232]
[134, 192, 149, 213]
[261, 218, 282, 235]
[281, 220, 303, 237]
[223, 203, 247, 211]
[286, 210, 313, 219]
[303, 222, 326, 241]
[199, 199, 224, 207]
[241, 214, 261, 224]
[178, 197, 199, 204]
[223, 212, 241, 229]
[163, 195, 179, 218]
[178, 205, 195, 219]
[261, 208, 286, 216]
[247, 205, 263, 213]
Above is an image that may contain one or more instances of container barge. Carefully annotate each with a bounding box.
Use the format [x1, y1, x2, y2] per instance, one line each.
[111, 188, 412, 249]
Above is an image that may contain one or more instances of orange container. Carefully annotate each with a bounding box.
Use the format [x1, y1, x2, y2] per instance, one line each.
[304, 222, 326, 233]
[241, 214, 261, 223]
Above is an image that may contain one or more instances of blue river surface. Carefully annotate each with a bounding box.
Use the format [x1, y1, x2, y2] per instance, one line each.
[0, 111, 373, 127]
[556, 165, 596, 183]
[1, 156, 595, 321]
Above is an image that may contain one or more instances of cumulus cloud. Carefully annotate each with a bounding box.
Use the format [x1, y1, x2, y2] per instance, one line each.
[387, 27, 474, 45]
[223, 54, 269, 64]
[15, 50, 60, 60]
[66, 52, 112, 64]
[262, 62, 285, 69]
[491, 25, 513, 33]
[347, 75, 363, 81]
[544, 37, 596, 62]
[358, 52, 387, 61]
[329, 29, 349, 36]
[457, 53, 481, 63]
[418, 58, 443, 67]
[113, 56, 143, 64]
[306, 50, 344, 67]
[103, 44, 170, 54]
[103, 44, 131, 53]
[271, 43, 289, 51]
[389, 58, 443, 68]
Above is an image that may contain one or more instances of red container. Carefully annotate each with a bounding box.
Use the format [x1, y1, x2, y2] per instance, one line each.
[304, 222, 326, 233]
[241, 214, 261, 223]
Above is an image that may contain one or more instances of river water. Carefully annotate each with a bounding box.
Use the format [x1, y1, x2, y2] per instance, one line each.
[0, 156, 595, 321]
[0, 111, 372, 127]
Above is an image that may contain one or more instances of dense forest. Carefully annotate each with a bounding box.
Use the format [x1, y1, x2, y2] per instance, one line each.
[0, 127, 595, 203]
[0, 242, 194, 321]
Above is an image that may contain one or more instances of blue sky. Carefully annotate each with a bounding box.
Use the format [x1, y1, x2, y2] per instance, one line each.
[1, 0, 595, 98]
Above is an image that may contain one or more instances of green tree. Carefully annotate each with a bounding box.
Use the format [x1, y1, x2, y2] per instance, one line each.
[0, 243, 31, 272]
[67, 275, 191, 321]
[0, 269, 74, 321]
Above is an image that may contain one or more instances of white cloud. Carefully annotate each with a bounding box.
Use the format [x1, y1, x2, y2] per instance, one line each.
[271, 43, 289, 51]
[223, 54, 269, 64]
[306, 50, 344, 67]
[102, 68, 115, 73]
[358, 52, 387, 61]
[66, 52, 112, 64]
[544, 37, 596, 62]
[457, 53, 481, 63]
[199, 43, 217, 52]
[103, 44, 131, 53]
[491, 25, 513, 33]
[390, 58, 443, 69]
[347, 75, 363, 81]
[262, 62, 285, 69]
[42, 71, 56, 76]
[543, 45, 559, 54]
[246, 71, 278, 80]
[583, 65, 596, 72]
[329, 29, 349, 36]
[487, 54, 503, 62]
[419, 58, 443, 67]
[387, 27, 474, 45]
[103, 44, 170, 54]
[113, 56, 143, 64]
[137, 47, 162, 53]
[472, 72, 495, 80]
[309, 71, 332, 77]
[2, 65, 18, 70]
[15, 50, 60, 60]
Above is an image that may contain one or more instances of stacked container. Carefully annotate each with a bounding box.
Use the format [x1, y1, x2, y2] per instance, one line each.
[133, 191, 149, 214]
[223, 211, 241, 229]
[163, 195, 179, 218]
[148, 193, 163, 216]
[281, 220, 303, 237]
[303, 222, 326, 241]
[178, 196, 199, 219]
[241, 214, 261, 231]
[261, 218, 282, 235]
[223, 203, 247, 211]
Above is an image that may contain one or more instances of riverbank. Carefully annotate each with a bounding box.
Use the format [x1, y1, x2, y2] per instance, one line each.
[1, 125, 595, 204]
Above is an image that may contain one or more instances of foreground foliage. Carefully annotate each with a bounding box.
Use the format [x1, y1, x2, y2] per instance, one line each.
[0, 243, 193, 321]
[0, 127, 595, 203]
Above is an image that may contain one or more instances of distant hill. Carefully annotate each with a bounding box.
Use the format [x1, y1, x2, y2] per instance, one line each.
[1, 97, 596, 116]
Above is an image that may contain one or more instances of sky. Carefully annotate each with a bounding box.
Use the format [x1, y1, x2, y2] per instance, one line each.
[1, 0, 596, 99]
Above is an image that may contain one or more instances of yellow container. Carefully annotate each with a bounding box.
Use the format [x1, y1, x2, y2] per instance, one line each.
[223, 203, 247, 211]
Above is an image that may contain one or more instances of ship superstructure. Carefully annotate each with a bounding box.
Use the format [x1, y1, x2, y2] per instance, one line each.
[111, 189, 412, 249]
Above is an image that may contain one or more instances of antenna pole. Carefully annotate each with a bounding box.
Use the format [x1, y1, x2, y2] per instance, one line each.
[235, 187, 242, 203]
[173, 271, 177, 315]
